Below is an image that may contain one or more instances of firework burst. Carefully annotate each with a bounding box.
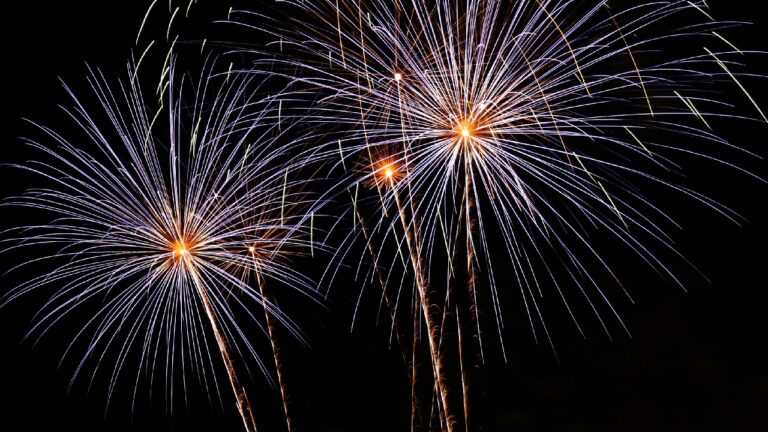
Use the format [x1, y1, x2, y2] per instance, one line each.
[1, 59, 319, 431]
[234, 0, 764, 429]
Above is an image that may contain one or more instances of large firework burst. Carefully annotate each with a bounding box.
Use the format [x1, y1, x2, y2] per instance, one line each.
[1, 59, 319, 431]
[235, 0, 764, 429]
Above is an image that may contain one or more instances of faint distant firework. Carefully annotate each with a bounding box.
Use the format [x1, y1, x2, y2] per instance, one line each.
[234, 0, 765, 429]
[1, 59, 319, 431]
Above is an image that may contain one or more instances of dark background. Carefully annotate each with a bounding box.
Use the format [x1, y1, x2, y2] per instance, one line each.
[1, 1, 766, 431]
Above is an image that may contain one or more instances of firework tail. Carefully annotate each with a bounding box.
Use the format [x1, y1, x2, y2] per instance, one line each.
[456, 306, 470, 432]
[461, 155, 482, 431]
[391, 180, 457, 432]
[190, 270, 259, 432]
[411, 306, 426, 431]
[255, 271, 294, 432]
[422, 297, 447, 432]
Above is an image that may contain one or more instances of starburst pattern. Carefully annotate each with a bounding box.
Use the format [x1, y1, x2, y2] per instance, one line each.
[241, 0, 765, 349]
[1, 59, 319, 430]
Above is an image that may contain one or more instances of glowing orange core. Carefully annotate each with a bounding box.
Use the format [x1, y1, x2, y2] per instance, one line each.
[172, 241, 191, 258]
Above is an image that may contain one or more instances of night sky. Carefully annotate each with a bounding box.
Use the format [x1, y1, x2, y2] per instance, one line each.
[1, 1, 766, 431]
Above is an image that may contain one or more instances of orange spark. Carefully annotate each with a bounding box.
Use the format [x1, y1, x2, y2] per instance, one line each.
[171, 240, 193, 261]
[367, 159, 403, 188]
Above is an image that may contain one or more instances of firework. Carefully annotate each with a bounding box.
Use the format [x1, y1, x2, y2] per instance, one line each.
[1, 59, 319, 431]
[234, 0, 764, 429]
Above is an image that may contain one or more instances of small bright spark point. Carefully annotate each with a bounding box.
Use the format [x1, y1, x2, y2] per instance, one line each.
[248, 246, 256, 253]
[461, 127, 471, 138]
[394, 72, 402, 81]
[368, 160, 403, 188]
